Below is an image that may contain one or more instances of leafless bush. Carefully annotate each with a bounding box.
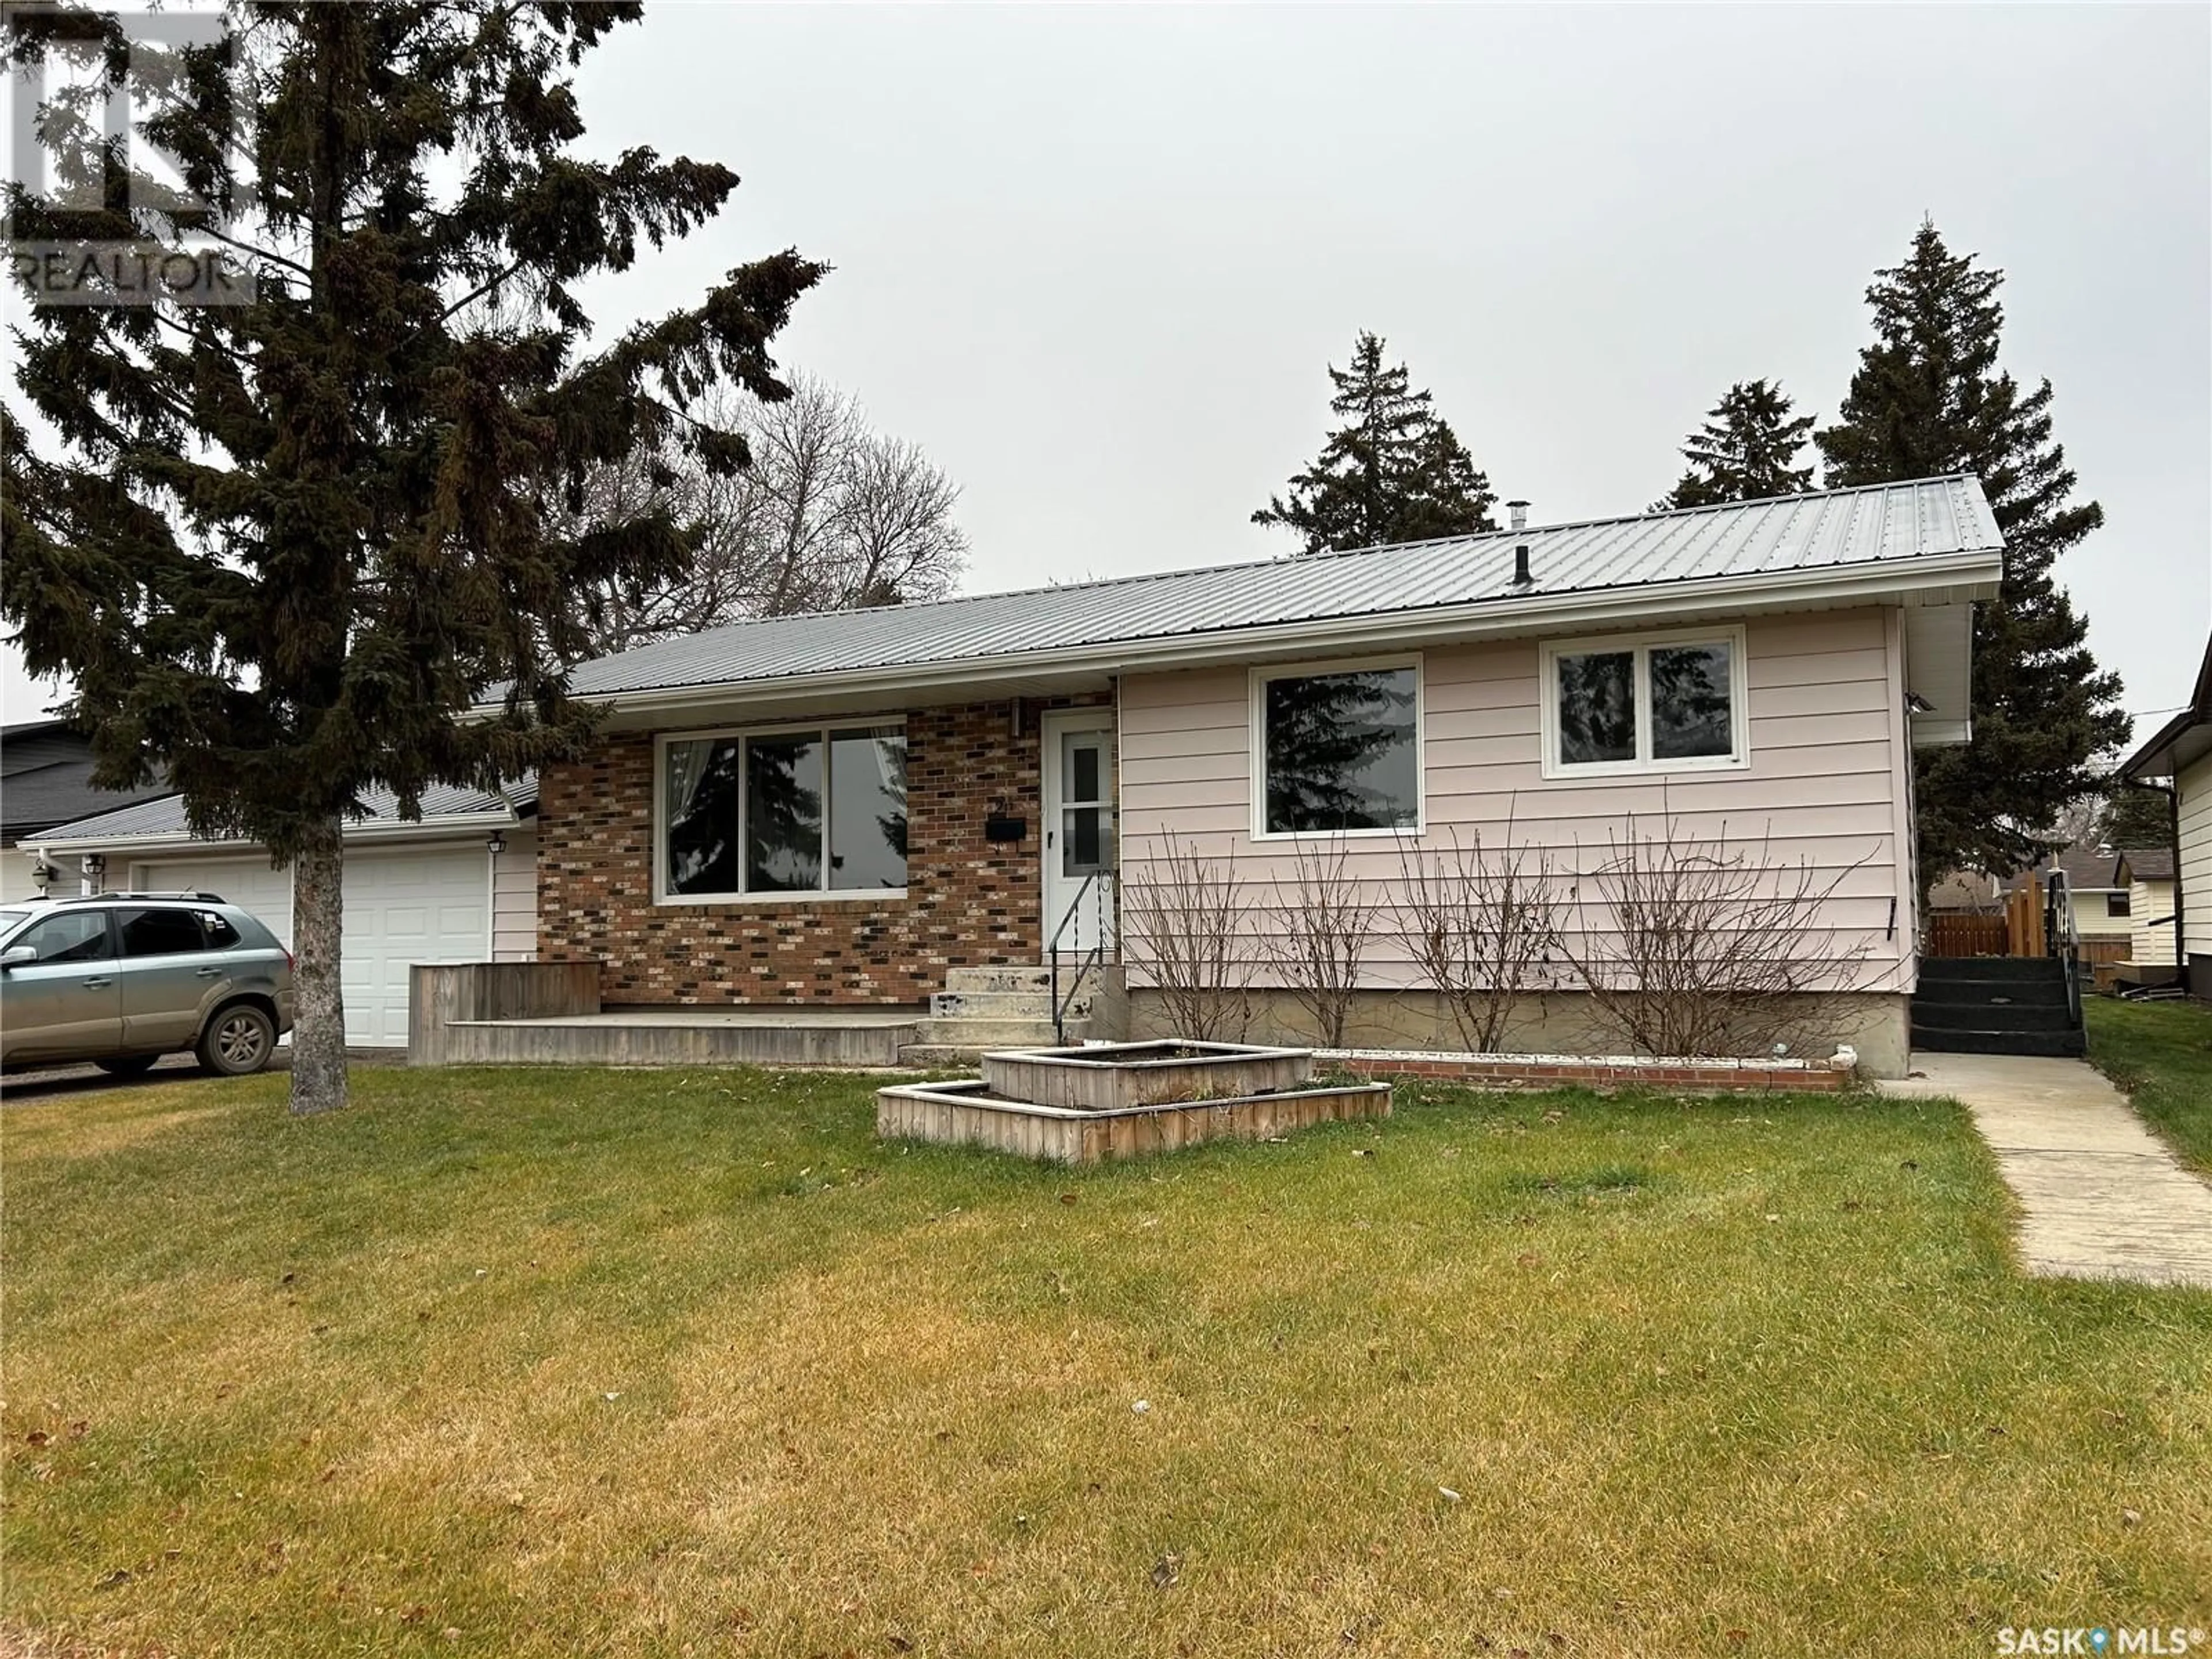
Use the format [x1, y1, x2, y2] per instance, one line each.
[1558, 814, 1874, 1059]
[1259, 838, 1376, 1048]
[1119, 834, 1253, 1042]
[1395, 816, 1565, 1054]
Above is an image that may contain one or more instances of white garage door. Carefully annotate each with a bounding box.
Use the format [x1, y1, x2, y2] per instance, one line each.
[139, 844, 489, 1047]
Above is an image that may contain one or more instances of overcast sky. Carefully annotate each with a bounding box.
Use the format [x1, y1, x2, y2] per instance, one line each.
[5, 3, 2207, 730]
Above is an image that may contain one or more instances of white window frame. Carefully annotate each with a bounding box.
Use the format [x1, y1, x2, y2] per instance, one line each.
[653, 719, 910, 906]
[1539, 624, 1751, 781]
[1248, 653, 1425, 842]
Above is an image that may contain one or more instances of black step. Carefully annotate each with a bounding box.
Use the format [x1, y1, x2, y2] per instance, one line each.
[1908, 999, 2078, 1035]
[1910, 1025, 2086, 1058]
[1911, 977, 2074, 1010]
[1916, 956, 2070, 984]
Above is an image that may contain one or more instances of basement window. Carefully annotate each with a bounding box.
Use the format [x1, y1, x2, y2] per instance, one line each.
[1539, 626, 1749, 778]
[658, 724, 907, 902]
[1251, 657, 1422, 837]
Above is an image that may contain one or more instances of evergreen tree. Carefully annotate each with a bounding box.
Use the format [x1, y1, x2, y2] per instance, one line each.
[1815, 220, 2127, 887]
[1657, 378, 1816, 509]
[2103, 785, 2173, 851]
[1253, 331, 1497, 552]
[1, 3, 823, 1113]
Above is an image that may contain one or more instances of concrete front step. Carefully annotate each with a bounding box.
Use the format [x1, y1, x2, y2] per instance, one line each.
[929, 988, 1092, 1020]
[942, 965, 1055, 993]
[1910, 999, 2079, 1035]
[910, 1016, 1089, 1050]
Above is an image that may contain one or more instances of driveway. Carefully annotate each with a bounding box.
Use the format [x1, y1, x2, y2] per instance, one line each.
[1883, 1052, 2212, 1289]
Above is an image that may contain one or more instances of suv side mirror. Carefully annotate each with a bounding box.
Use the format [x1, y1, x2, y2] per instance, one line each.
[1, 944, 36, 969]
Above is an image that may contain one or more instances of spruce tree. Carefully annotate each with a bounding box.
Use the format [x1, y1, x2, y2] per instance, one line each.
[2103, 785, 2173, 852]
[1816, 220, 2127, 889]
[1658, 378, 1816, 509]
[1253, 331, 1497, 553]
[1, 3, 822, 1113]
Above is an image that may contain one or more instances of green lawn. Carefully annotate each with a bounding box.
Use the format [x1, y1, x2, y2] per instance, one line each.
[2088, 996, 2212, 1174]
[3, 1067, 2208, 1657]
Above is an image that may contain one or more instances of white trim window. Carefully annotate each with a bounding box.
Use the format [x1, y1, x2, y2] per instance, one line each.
[1539, 625, 1749, 779]
[1250, 655, 1423, 838]
[657, 722, 908, 903]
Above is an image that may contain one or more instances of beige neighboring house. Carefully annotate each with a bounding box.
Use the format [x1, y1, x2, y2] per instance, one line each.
[2119, 628, 2211, 994]
[2012, 843, 2134, 949]
[2113, 847, 2179, 969]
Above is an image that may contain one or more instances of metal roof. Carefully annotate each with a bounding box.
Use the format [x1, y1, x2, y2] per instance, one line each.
[559, 475, 2003, 700]
[34, 777, 537, 847]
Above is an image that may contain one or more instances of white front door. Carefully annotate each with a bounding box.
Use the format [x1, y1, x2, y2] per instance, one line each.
[1041, 710, 1116, 958]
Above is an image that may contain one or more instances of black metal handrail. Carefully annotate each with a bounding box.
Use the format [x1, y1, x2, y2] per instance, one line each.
[1048, 869, 1108, 1047]
[2045, 868, 2084, 1031]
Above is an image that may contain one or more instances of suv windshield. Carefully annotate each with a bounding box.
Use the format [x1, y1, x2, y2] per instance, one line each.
[0, 908, 29, 932]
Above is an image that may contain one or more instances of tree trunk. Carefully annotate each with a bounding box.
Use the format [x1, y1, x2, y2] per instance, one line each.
[288, 815, 350, 1115]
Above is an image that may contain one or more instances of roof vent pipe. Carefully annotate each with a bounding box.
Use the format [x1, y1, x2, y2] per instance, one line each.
[1506, 499, 1529, 532]
[1513, 544, 1532, 586]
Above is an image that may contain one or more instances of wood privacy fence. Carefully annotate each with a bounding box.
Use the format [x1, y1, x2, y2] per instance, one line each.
[1925, 911, 2009, 959]
[1925, 878, 2139, 963]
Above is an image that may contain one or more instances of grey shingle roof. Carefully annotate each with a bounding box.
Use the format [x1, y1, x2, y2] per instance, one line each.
[34, 777, 537, 846]
[560, 475, 2002, 699]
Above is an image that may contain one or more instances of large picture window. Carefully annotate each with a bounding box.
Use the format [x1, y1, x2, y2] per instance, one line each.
[660, 724, 907, 901]
[1252, 658, 1421, 836]
[1540, 627, 1749, 778]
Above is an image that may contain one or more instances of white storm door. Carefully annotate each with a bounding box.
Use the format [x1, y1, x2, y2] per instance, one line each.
[1041, 710, 1116, 959]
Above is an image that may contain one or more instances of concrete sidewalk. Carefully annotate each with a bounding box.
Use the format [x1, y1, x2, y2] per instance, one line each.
[1883, 1052, 2212, 1289]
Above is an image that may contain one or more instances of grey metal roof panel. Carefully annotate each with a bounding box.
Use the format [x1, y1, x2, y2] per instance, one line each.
[35, 775, 538, 846]
[561, 475, 2003, 698]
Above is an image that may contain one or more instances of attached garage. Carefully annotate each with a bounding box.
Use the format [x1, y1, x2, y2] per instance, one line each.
[30, 782, 537, 1049]
[138, 845, 495, 1047]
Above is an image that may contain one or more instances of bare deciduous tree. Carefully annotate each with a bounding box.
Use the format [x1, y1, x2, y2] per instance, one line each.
[1120, 834, 1253, 1043]
[1557, 814, 1876, 1059]
[1395, 816, 1565, 1054]
[562, 373, 968, 654]
[1260, 838, 1376, 1047]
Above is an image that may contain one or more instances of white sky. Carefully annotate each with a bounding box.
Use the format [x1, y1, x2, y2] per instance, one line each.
[6, 3, 2208, 734]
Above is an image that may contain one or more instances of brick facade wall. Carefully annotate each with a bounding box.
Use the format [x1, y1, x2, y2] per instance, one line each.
[537, 697, 1101, 1005]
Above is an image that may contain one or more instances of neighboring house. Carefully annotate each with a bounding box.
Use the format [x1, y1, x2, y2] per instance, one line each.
[511, 474, 2003, 1078]
[1925, 869, 2003, 914]
[31, 781, 537, 1047]
[2012, 843, 2134, 947]
[2119, 629, 2212, 994]
[2113, 846, 2179, 971]
[0, 719, 171, 899]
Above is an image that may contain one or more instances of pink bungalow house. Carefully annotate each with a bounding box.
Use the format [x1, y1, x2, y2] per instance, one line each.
[439, 475, 2000, 1078]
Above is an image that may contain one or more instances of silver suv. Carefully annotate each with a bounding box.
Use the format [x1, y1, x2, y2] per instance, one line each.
[0, 892, 296, 1077]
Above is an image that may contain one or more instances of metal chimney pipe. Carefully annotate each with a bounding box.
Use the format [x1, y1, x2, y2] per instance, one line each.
[1513, 544, 1532, 585]
[1506, 499, 1530, 532]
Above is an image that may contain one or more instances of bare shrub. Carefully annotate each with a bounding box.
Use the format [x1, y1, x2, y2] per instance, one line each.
[1395, 815, 1565, 1054]
[1260, 838, 1376, 1048]
[1120, 834, 1253, 1041]
[1557, 813, 1874, 1059]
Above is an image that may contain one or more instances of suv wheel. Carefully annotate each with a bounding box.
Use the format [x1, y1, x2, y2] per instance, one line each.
[198, 1003, 276, 1077]
[94, 1055, 160, 1078]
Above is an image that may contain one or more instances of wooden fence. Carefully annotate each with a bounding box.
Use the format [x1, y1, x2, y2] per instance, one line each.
[1925, 911, 2008, 959]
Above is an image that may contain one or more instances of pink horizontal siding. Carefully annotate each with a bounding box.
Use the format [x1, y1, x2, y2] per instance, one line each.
[1117, 607, 1912, 995]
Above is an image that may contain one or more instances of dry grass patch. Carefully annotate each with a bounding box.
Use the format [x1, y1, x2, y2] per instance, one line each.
[3, 1066, 2208, 1657]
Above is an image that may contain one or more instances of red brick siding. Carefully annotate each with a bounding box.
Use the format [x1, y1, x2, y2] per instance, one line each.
[537, 698, 1099, 1005]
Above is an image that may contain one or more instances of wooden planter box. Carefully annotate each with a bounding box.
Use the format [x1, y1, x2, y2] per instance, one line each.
[876, 1078, 1390, 1163]
[979, 1040, 1315, 1111]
